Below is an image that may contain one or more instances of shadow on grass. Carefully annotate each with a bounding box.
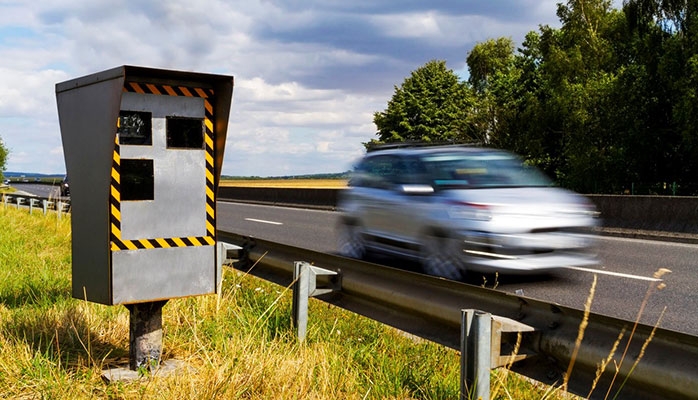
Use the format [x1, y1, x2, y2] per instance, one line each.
[2, 298, 128, 372]
[0, 280, 71, 309]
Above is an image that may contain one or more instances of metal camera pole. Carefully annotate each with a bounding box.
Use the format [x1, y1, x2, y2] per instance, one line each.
[126, 300, 168, 371]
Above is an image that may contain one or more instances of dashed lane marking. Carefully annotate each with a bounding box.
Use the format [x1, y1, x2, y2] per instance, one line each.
[564, 266, 662, 282]
[245, 218, 283, 226]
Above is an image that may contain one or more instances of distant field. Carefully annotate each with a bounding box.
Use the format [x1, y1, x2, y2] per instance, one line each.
[220, 179, 347, 188]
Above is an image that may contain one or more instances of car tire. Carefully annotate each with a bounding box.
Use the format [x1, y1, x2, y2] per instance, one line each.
[337, 222, 367, 260]
[420, 233, 463, 280]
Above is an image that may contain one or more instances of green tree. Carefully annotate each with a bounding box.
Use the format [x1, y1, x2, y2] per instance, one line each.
[474, 0, 628, 192]
[466, 38, 518, 147]
[531, 0, 625, 192]
[467, 38, 516, 93]
[0, 136, 8, 182]
[659, 0, 698, 194]
[618, 0, 698, 193]
[371, 60, 476, 147]
[518, 0, 698, 194]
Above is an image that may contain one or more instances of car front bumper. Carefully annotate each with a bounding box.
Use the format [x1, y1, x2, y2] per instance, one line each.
[456, 231, 598, 274]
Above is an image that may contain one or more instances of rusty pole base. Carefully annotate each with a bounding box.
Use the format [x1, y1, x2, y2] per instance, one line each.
[101, 300, 188, 383]
[126, 300, 168, 371]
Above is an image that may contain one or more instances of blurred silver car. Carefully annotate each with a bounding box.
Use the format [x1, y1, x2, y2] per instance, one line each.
[60, 176, 70, 197]
[337, 145, 599, 279]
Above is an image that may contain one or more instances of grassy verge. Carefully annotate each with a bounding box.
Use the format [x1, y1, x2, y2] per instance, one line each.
[0, 206, 576, 399]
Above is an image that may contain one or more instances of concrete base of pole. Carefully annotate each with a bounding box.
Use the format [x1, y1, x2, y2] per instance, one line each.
[101, 359, 190, 383]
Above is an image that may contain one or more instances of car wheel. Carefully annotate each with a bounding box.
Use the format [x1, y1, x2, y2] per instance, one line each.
[337, 222, 366, 259]
[421, 233, 463, 280]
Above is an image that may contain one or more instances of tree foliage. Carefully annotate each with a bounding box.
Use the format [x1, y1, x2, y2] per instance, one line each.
[371, 0, 698, 195]
[466, 38, 518, 147]
[467, 38, 515, 93]
[0, 136, 8, 181]
[371, 60, 476, 147]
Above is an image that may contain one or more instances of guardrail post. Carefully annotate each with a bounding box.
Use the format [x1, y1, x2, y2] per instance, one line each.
[2, 194, 7, 209]
[29, 198, 36, 214]
[57, 200, 63, 219]
[292, 261, 339, 341]
[15, 197, 22, 209]
[217, 242, 242, 291]
[461, 309, 492, 400]
[42, 200, 48, 215]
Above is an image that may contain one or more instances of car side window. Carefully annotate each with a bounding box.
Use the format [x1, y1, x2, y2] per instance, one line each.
[353, 155, 401, 189]
[400, 158, 429, 185]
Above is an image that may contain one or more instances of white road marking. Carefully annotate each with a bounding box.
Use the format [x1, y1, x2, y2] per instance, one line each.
[244, 218, 283, 225]
[600, 235, 698, 248]
[564, 266, 662, 282]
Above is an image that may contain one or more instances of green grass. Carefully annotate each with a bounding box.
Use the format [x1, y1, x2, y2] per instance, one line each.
[0, 205, 572, 399]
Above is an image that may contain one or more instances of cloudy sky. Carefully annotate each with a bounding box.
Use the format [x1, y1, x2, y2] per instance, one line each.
[1, 0, 591, 177]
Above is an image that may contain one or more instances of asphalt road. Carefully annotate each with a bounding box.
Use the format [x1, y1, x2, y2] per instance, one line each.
[216, 201, 698, 336]
[9, 182, 64, 199]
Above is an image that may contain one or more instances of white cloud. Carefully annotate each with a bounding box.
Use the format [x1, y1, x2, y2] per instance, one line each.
[371, 11, 551, 49]
[374, 11, 443, 39]
[0, 0, 585, 176]
[237, 77, 334, 103]
[223, 76, 378, 175]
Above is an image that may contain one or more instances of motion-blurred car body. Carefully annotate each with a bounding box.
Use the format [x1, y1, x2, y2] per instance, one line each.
[60, 176, 70, 197]
[337, 145, 599, 279]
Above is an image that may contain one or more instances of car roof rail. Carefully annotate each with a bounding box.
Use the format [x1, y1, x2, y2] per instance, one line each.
[365, 140, 483, 152]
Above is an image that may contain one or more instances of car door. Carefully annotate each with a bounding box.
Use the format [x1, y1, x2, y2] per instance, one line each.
[363, 155, 432, 253]
[354, 154, 400, 240]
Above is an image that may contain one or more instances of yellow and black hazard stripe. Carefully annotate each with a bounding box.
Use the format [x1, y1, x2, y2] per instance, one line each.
[110, 135, 122, 246]
[111, 235, 215, 251]
[110, 82, 217, 251]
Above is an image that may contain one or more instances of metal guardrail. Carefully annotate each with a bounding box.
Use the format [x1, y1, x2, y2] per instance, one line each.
[218, 230, 698, 400]
[1, 193, 71, 215]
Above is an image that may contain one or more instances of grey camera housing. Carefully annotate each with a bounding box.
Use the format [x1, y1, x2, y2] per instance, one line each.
[56, 66, 234, 305]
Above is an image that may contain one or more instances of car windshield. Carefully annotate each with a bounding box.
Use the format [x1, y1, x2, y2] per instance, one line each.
[420, 151, 552, 189]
